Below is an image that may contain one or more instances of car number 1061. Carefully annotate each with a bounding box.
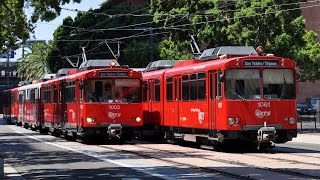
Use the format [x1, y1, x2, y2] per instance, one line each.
[258, 102, 270, 108]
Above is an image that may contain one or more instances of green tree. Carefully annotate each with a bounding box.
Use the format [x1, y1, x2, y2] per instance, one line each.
[150, 0, 320, 81]
[48, 2, 153, 72]
[17, 42, 51, 80]
[0, 0, 81, 54]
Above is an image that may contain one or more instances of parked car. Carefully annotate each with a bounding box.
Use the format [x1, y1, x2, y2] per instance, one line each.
[310, 96, 320, 111]
[297, 103, 316, 115]
[297, 103, 309, 115]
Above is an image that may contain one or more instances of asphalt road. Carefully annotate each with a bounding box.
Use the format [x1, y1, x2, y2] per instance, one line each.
[1, 116, 320, 180]
[0, 119, 162, 180]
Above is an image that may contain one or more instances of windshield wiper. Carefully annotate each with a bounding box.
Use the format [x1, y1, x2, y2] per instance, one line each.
[229, 89, 246, 100]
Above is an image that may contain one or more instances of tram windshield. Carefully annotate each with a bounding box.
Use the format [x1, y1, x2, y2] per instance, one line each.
[263, 69, 294, 99]
[225, 69, 260, 100]
[85, 79, 141, 103]
[225, 69, 295, 100]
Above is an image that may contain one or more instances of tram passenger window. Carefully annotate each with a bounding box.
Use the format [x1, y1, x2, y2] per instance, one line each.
[53, 85, 57, 103]
[182, 75, 189, 101]
[154, 79, 160, 102]
[166, 77, 173, 101]
[198, 73, 206, 100]
[189, 74, 197, 100]
[143, 81, 148, 102]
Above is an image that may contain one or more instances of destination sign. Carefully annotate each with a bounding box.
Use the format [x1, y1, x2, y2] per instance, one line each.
[99, 72, 128, 77]
[243, 60, 278, 67]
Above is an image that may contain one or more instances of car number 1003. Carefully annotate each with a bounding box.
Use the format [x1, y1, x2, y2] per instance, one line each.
[109, 105, 120, 110]
[257, 102, 270, 108]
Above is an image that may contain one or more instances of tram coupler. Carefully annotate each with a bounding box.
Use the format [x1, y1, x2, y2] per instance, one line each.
[108, 124, 122, 139]
[257, 126, 276, 150]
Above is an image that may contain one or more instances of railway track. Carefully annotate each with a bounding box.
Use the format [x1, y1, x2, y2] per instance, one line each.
[6, 125, 320, 180]
[99, 140, 320, 179]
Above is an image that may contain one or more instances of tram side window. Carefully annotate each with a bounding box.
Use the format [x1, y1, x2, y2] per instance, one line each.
[18, 92, 24, 104]
[190, 74, 197, 100]
[198, 73, 206, 100]
[44, 86, 51, 103]
[154, 79, 160, 102]
[143, 81, 148, 102]
[29, 89, 35, 104]
[53, 85, 57, 103]
[11, 94, 15, 104]
[65, 82, 75, 103]
[182, 75, 189, 101]
[166, 77, 173, 101]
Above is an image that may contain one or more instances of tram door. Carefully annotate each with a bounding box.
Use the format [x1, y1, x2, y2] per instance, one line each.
[174, 76, 181, 127]
[58, 82, 66, 127]
[52, 85, 58, 127]
[208, 71, 217, 133]
[147, 80, 155, 124]
[77, 80, 83, 130]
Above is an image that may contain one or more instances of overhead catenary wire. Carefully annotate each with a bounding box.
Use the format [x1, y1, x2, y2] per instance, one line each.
[52, 1, 320, 60]
[47, 0, 314, 44]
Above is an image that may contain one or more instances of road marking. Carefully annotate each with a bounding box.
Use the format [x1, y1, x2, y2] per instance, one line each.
[4, 163, 26, 180]
[14, 130, 174, 180]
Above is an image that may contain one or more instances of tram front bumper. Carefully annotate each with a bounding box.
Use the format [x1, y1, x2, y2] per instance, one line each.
[108, 124, 122, 138]
[257, 126, 276, 143]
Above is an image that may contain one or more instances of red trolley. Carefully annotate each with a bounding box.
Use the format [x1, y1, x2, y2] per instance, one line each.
[41, 60, 143, 141]
[142, 46, 297, 150]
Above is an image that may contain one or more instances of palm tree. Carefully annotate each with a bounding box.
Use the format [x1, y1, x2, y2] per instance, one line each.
[17, 42, 50, 80]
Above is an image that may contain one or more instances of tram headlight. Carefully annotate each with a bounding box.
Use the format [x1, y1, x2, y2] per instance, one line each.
[135, 117, 142, 123]
[228, 117, 235, 126]
[86, 117, 95, 123]
[289, 117, 296, 125]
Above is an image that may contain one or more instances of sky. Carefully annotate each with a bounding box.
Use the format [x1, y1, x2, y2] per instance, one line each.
[4, 0, 102, 62]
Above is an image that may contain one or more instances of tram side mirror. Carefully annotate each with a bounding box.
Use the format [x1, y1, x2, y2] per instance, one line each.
[218, 73, 225, 82]
[79, 82, 83, 89]
[144, 83, 148, 90]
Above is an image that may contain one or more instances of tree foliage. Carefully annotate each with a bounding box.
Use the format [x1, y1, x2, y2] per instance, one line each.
[17, 42, 51, 80]
[150, 0, 320, 81]
[0, 0, 81, 54]
[48, 2, 154, 72]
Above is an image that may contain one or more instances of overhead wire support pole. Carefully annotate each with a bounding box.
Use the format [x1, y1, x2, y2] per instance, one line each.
[149, 27, 154, 62]
[104, 41, 120, 60]
[81, 47, 88, 63]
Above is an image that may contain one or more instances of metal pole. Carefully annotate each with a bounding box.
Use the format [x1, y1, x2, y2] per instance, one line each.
[6, 50, 10, 86]
[149, 27, 154, 62]
[316, 100, 320, 130]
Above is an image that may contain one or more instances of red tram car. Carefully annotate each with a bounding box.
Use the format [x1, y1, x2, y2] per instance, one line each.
[17, 82, 43, 129]
[142, 46, 297, 149]
[2, 88, 19, 125]
[41, 60, 143, 141]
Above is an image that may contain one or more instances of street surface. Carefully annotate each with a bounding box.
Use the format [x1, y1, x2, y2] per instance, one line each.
[1, 117, 320, 180]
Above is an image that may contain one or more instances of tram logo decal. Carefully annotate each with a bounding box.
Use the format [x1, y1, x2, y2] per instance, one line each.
[191, 108, 205, 124]
[108, 112, 121, 119]
[255, 109, 271, 119]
